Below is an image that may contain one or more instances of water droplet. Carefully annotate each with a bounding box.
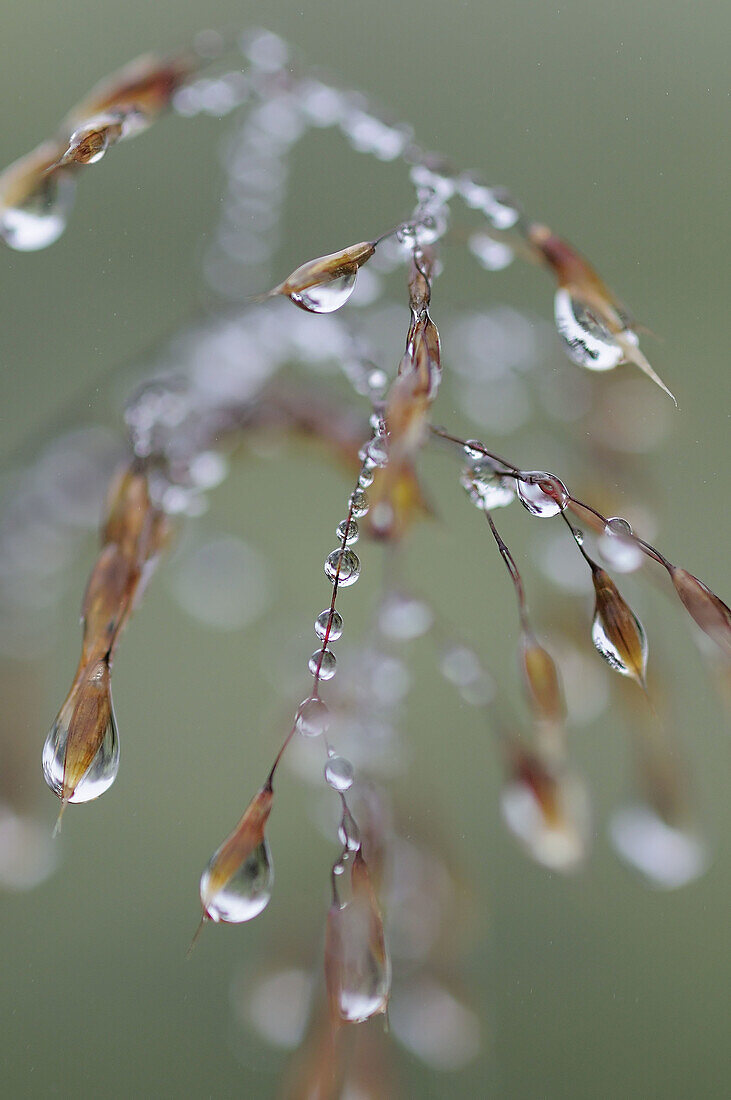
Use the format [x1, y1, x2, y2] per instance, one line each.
[325, 755, 354, 792]
[1, 171, 76, 252]
[335, 519, 358, 545]
[315, 609, 343, 641]
[463, 439, 486, 461]
[309, 649, 336, 680]
[324, 548, 361, 586]
[379, 593, 433, 640]
[296, 697, 331, 737]
[598, 516, 644, 573]
[591, 608, 648, 680]
[348, 489, 369, 518]
[290, 268, 358, 313]
[201, 838, 273, 922]
[468, 231, 514, 271]
[460, 460, 515, 510]
[366, 369, 388, 396]
[357, 464, 374, 488]
[42, 662, 119, 803]
[390, 979, 481, 1071]
[500, 755, 590, 873]
[338, 806, 361, 851]
[359, 436, 389, 468]
[609, 805, 708, 889]
[517, 472, 570, 517]
[554, 288, 632, 371]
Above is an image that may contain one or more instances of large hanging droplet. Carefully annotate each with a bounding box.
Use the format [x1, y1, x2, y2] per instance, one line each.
[554, 288, 627, 371]
[265, 241, 375, 314]
[590, 566, 648, 684]
[325, 850, 391, 1023]
[291, 268, 358, 313]
[199, 785, 274, 924]
[517, 472, 569, 518]
[42, 659, 119, 805]
[0, 167, 76, 252]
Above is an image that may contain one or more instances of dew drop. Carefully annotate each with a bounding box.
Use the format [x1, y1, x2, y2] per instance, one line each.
[309, 649, 336, 680]
[338, 806, 361, 852]
[379, 593, 433, 640]
[468, 231, 514, 271]
[517, 472, 570, 517]
[554, 288, 634, 371]
[359, 436, 389, 468]
[290, 268, 358, 313]
[357, 465, 374, 488]
[296, 697, 331, 737]
[315, 609, 343, 641]
[599, 516, 644, 573]
[42, 668, 119, 803]
[325, 755, 355, 792]
[201, 838, 273, 922]
[461, 460, 515, 510]
[609, 805, 708, 889]
[348, 489, 369, 518]
[463, 439, 486, 461]
[591, 608, 648, 680]
[1, 172, 76, 252]
[324, 548, 361, 586]
[336, 519, 358, 545]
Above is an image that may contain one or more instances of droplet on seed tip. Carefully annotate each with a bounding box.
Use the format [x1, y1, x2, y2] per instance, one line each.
[517, 472, 569, 517]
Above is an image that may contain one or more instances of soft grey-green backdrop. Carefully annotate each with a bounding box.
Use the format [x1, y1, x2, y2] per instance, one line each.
[0, 2, 728, 1097]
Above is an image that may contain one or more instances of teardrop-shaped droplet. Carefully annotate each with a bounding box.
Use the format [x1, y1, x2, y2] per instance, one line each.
[309, 649, 336, 680]
[315, 609, 343, 641]
[517, 472, 570, 518]
[42, 660, 119, 804]
[357, 463, 375, 488]
[200, 785, 274, 923]
[268, 242, 375, 313]
[554, 288, 626, 371]
[290, 268, 358, 312]
[324, 549, 360, 586]
[1, 170, 76, 252]
[590, 567, 648, 684]
[609, 805, 708, 889]
[296, 697, 331, 737]
[325, 850, 391, 1023]
[336, 519, 359, 544]
[500, 752, 590, 873]
[461, 460, 515, 510]
[61, 113, 124, 166]
[338, 805, 361, 852]
[325, 754, 354, 792]
[201, 837, 273, 922]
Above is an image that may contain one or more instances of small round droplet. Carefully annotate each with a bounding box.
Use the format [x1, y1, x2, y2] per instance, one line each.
[358, 465, 374, 488]
[349, 489, 369, 517]
[296, 697, 331, 737]
[315, 609, 344, 641]
[325, 755, 354, 792]
[324, 549, 361, 586]
[290, 269, 358, 313]
[605, 516, 632, 537]
[336, 519, 359, 545]
[309, 649, 336, 680]
[366, 369, 388, 395]
[463, 439, 486, 461]
[599, 516, 644, 573]
[517, 472, 570, 518]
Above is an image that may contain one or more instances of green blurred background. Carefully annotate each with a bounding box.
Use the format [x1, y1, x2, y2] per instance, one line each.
[0, 1, 728, 1097]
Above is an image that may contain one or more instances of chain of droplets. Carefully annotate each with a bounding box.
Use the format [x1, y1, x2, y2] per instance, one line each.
[291, 427, 389, 863]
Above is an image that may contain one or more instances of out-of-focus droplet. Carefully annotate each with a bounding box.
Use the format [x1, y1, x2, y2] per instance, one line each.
[357, 464, 375, 488]
[325, 850, 391, 1023]
[0, 805, 58, 890]
[554, 288, 627, 371]
[309, 649, 336, 680]
[669, 567, 731, 660]
[170, 535, 268, 631]
[315, 609, 343, 641]
[296, 697, 331, 737]
[461, 459, 515, 510]
[390, 979, 480, 1070]
[609, 805, 708, 889]
[0, 167, 76, 252]
[517, 472, 569, 517]
[324, 548, 360, 586]
[439, 644, 494, 706]
[598, 516, 644, 573]
[336, 519, 359, 544]
[200, 785, 274, 923]
[42, 659, 119, 805]
[338, 805, 361, 852]
[239, 966, 313, 1049]
[469, 231, 514, 271]
[500, 751, 590, 872]
[325, 754, 354, 792]
[590, 567, 648, 685]
[379, 592, 433, 640]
